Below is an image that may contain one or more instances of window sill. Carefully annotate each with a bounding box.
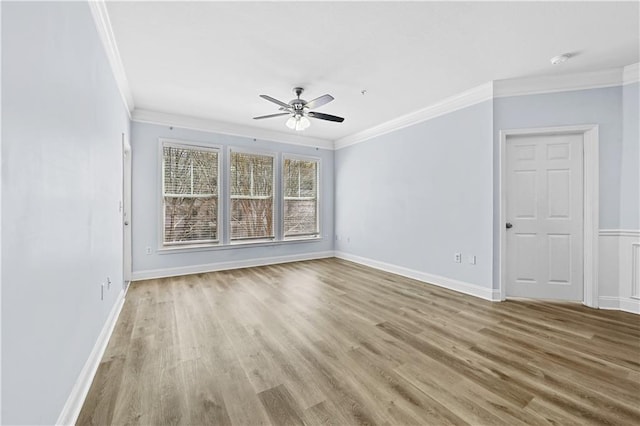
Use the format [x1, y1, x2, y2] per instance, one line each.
[157, 236, 322, 255]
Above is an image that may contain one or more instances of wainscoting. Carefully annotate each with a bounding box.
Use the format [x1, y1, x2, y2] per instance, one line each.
[599, 229, 640, 314]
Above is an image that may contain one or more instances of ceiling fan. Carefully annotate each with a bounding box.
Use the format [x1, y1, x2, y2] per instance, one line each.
[253, 87, 344, 131]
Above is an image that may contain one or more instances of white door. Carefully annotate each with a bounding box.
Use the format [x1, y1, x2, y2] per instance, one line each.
[505, 133, 584, 301]
[123, 133, 132, 286]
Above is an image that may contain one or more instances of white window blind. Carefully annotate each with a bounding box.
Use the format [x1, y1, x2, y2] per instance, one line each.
[230, 151, 275, 241]
[283, 157, 319, 237]
[162, 144, 219, 245]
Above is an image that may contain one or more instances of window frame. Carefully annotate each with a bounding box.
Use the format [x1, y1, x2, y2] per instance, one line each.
[227, 146, 278, 245]
[158, 138, 222, 249]
[282, 153, 321, 241]
[156, 139, 324, 253]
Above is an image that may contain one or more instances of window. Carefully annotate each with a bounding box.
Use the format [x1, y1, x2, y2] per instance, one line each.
[159, 140, 322, 250]
[230, 151, 275, 241]
[162, 143, 219, 246]
[283, 157, 319, 238]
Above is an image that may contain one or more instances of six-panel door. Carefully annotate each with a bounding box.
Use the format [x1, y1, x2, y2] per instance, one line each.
[505, 133, 584, 301]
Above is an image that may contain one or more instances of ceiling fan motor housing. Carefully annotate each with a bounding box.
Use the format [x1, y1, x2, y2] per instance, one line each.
[291, 88, 306, 112]
[291, 100, 305, 112]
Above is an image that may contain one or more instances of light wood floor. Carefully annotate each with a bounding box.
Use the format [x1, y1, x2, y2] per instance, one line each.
[78, 258, 640, 425]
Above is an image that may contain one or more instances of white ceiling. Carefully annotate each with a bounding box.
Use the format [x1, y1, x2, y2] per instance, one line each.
[106, 1, 639, 141]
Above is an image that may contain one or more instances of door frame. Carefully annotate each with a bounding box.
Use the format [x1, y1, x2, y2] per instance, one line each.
[498, 125, 599, 307]
[122, 132, 132, 287]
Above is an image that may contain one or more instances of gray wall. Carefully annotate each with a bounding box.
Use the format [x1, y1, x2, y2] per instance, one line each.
[492, 86, 628, 288]
[621, 82, 639, 229]
[1, 2, 130, 424]
[335, 83, 636, 294]
[494, 86, 624, 227]
[131, 122, 334, 275]
[335, 101, 495, 288]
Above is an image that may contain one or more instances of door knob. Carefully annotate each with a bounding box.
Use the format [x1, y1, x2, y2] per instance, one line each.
[506, 222, 513, 229]
[124, 221, 129, 226]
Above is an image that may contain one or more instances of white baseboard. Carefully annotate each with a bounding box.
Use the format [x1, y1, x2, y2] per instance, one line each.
[56, 288, 127, 426]
[599, 296, 640, 314]
[619, 297, 640, 314]
[598, 296, 619, 310]
[334, 251, 499, 302]
[131, 251, 335, 281]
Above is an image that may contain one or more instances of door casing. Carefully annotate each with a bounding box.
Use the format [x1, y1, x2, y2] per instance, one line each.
[123, 133, 132, 286]
[499, 125, 599, 307]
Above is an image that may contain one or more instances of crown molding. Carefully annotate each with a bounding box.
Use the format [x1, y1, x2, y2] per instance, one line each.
[335, 82, 494, 150]
[623, 63, 639, 85]
[334, 66, 630, 151]
[88, 0, 135, 115]
[494, 68, 623, 99]
[132, 109, 334, 150]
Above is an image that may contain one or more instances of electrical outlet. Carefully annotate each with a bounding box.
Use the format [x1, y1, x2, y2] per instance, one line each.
[454, 253, 462, 263]
[146, 247, 152, 255]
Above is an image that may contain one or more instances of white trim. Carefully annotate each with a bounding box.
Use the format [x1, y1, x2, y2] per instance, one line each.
[122, 133, 132, 285]
[130, 68, 632, 153]
[598, 296, 620, 310]
[616, 297, 639, 314]
[334, 251, 500, 302]
[494, 68, 622, 98]
[499, 125, 599, 307]
[282, 153, 322, 240]
[227, 147, 278, 244]
[133, 109, 333, 150]
[156, 235, 323, 255]
[632, 243, 640, 299]
[598, 296, 640, 315]
[131, 251, 334, 281]
[159, 138, 223, 250]
[334, 82, 493, 150]
[56, 288, 127, 426]
[0, 1, 3, 416]
[623, 63, 639, 85]
[88, 0, 134, 115]
[599, 229, 640, 238]
[583, 126, 600, 307]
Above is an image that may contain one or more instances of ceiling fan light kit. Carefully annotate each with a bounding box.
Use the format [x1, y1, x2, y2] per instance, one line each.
[254, 87, 344, 131]
[286, 114, 311, 131]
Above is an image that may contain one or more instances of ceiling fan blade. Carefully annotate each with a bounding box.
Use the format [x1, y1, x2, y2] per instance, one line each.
[253, 112, 290, 120]
[259, 94, 291, 109]
[308, 111, 344, 122]
[305, 94, 334, 109]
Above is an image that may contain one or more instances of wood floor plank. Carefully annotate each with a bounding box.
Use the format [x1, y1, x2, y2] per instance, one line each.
[257, 384, 306, 426]
[75, 355, 126, 426]
[79, 258, 640, 425]
[303, 400, 347, 426]
[346, 346, 470, 425]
